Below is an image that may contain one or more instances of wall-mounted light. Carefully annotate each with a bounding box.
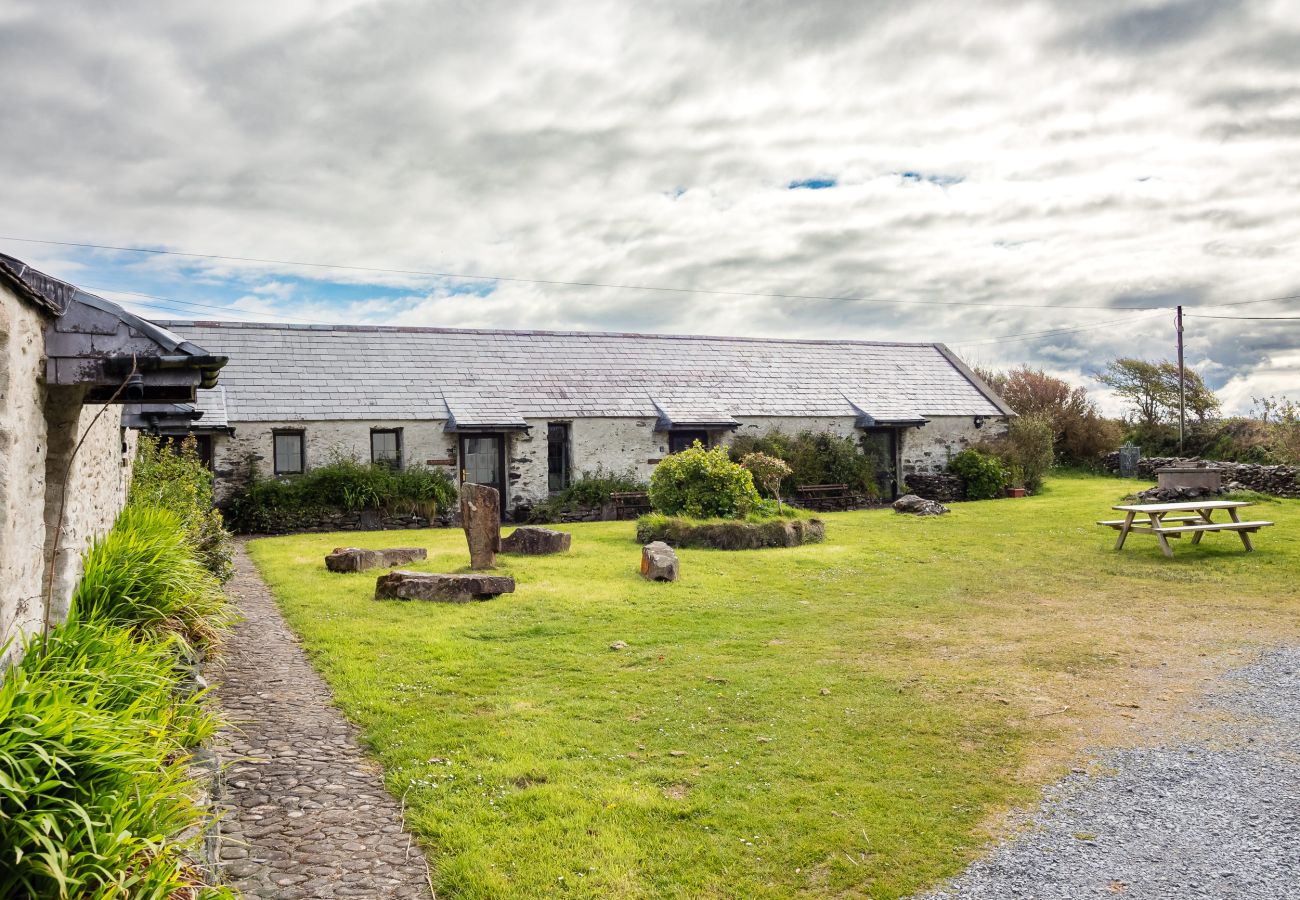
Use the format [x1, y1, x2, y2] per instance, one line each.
[973, 416, 985, 429]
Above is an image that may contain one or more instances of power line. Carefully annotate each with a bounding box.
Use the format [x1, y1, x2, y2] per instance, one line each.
[1185, 313, 1300, 321]
[0, 234, 1167, 312]
[85, 285, 345, 326]
[949, 311, 1166, 347]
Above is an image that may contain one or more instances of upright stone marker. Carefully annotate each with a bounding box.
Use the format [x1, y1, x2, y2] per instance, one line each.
[461, 482, 501, 570]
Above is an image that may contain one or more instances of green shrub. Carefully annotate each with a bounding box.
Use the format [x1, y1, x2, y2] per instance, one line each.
[729, 430, 878, 498]
[649, 443, 760, 519]
[73, 505, 232, 652]
[1, 622, 231, 899]
[740, 451, 793, 509]
[130, 435, 234, 582]
[527, 466, 646, 523]
[225, 452, 457, 532]
[948, 449, 1008, 500]
[980, 415, 1055, 493]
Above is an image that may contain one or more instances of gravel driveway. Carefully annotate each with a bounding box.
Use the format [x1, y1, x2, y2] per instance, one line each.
[924, 647, 1300, 900]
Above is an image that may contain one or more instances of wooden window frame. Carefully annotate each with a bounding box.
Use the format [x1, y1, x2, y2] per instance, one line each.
[547, 422, 571, 494]
[370, 427, 403, 469]
[272, 429, 306, 476]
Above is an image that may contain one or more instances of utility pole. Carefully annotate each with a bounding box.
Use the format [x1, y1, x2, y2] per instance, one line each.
[1176, 304, 1185, 456]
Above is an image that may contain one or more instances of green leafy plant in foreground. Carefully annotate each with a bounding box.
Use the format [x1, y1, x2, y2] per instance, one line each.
[1, 621, 230, 899]
[73, 504, 233, 653]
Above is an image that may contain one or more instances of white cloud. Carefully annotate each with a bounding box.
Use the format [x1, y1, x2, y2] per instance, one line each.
[1, 0, 1298, 413]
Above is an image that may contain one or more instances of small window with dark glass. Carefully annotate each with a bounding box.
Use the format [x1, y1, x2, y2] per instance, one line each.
[669, 430, 708, 454]
[273, 430, 305, 476]
[547, 423, 570, 493]
[371, 428, 402, 469]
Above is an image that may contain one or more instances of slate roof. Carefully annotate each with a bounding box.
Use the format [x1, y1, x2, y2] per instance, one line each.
[159, 322, 1011, 425]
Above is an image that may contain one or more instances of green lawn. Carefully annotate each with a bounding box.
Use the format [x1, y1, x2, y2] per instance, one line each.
[246, 474, 1300, 898]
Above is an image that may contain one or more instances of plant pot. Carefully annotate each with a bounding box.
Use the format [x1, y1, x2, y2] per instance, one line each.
[1005, 487, 1027, 498]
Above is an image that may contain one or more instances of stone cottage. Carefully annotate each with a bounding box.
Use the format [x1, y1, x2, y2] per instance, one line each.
[161, 321, 1012, 517]
[0, 254, 225, 663]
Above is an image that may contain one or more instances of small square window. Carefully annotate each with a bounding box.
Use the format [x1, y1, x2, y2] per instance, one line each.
[371, 429, 402, 469]
[273, 431, 305, 476]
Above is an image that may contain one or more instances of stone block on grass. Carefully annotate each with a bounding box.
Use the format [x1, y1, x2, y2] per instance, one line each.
[501, 526, 572, 555]
[325, 546, 427, 572]
[374, 570, 515, 603]
[640, 541, 679, 582]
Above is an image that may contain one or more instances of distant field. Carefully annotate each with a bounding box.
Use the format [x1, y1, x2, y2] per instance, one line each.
[247, 474, 1300, 898]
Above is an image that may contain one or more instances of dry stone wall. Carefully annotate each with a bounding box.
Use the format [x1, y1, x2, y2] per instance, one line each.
[1101, 454, 1300, 499]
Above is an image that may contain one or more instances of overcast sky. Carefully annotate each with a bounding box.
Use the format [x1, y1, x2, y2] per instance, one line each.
[2, 0, 1297, 415]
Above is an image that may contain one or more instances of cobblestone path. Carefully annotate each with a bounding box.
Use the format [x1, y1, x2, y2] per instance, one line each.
[212, 544, 434, 899]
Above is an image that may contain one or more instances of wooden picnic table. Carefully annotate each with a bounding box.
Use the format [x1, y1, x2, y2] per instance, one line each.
[1098, 500, 1274, 558]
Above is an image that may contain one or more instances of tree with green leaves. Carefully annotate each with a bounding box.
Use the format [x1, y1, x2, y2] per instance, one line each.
[1096, 358, 1220, 427]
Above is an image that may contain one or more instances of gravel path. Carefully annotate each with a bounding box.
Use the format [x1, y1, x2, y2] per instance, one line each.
[925, 647, 1300, 899]
[211, 544, 434, 900]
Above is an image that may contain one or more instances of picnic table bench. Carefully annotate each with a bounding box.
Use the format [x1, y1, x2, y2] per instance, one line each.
[1099, 500, 1274, 558]
[796, 483, 854, 511]
[609, 491, 651, 520]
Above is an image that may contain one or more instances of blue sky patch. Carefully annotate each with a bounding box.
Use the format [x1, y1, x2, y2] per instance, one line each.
[788, 177, 837, 190]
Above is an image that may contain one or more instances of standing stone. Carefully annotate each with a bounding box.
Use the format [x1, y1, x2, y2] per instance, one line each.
[500, 526, 572, 555]
[640, 541, 679, 582]
[374, 570, 515, 603]
[461, 482, 501, 570]
[325, 546, 427, 573]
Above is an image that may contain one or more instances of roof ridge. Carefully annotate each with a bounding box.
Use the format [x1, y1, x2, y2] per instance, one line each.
[153, 319, 940, 349]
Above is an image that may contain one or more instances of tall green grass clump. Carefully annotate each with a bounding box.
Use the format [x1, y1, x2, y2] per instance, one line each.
[1, 622, 232, 899]
[130, 435, 234, 582]
[73, 505, 232, 652]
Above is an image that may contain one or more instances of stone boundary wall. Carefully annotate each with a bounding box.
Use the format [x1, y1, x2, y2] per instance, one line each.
[904, 472, 967, 503]
[1100, 454, 1300, 499]
[228, 508, 439, 536]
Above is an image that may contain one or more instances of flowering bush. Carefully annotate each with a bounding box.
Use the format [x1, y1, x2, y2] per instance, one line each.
[741, 452, 793, 511]
[649, 442, 760, 519]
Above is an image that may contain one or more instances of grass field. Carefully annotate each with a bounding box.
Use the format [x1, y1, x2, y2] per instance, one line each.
[246, 474, 1300, 898]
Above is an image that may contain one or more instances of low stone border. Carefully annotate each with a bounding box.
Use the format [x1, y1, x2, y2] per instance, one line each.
[635, 515, 825, 550]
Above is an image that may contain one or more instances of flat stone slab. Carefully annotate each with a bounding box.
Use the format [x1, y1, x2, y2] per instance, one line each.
[501, 526, 572, 555]
[375, 570, 515, 603]
[325, 546, 427, 572]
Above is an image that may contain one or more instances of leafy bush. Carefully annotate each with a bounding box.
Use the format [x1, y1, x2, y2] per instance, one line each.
[130, 435, 234, 582]
[225, 452, 457, 532]
[728, 430, 878, 497]
[740, 452, 793, 509]
[948, 449, 1008, 500]
[649, 443, 760, 519]
[527, 466, 646, 523]
[1, 621, 231, 899]
[73, 505, 233, 652]
[979, 415, 1055, 493]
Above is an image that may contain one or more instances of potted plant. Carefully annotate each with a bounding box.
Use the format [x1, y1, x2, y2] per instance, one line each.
[1005, 464, 1027, 498]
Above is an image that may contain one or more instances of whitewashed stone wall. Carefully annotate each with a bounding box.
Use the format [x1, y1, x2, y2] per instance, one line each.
[1, 289, 51, 661]
[1, 285, 135, 666]
[214, 412, 1004, 512]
